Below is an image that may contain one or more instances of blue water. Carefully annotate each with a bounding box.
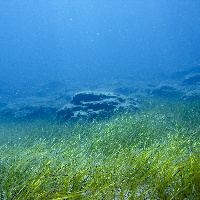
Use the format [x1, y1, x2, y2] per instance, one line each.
[0, 0, 200, 84]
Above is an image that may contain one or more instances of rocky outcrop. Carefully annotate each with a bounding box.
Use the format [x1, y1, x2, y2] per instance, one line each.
[57, 91, 139, 121]
[0, 96, 63, 119]
[1, 65, 200, 120]
[0, 103, 57, 118]
[151, 85, 183, 98]
[180, 90, 200, 101]
[171, 66, 200, 80]
[183, 74, 200, 85]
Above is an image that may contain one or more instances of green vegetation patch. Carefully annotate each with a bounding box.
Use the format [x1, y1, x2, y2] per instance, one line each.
[0, 97, 200, 199]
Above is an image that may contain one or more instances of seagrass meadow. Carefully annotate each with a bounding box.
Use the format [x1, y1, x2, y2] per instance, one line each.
[0, 97, 200, 199]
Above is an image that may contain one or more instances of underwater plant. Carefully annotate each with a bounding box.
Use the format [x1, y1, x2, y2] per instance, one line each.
[0, 97, 200, 199]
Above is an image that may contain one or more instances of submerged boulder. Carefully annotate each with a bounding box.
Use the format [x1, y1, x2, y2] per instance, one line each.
[57, 91, 139, 121]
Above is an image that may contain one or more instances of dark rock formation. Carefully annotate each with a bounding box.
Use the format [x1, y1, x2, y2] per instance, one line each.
[57, 91, 139, 121]
[180, 90, 200, 101]
[0, 104, 57, 118]
[0, 108, 16, 117]
[3, 65, 200, 121]
[17, 105, 57, 118]
[151, 85, 183, 98]
[171, 66, 200, 80]
[183, 74, 200, 85]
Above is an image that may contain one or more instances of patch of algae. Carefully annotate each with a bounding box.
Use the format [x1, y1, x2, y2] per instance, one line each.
[0, 97, 200, 199]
